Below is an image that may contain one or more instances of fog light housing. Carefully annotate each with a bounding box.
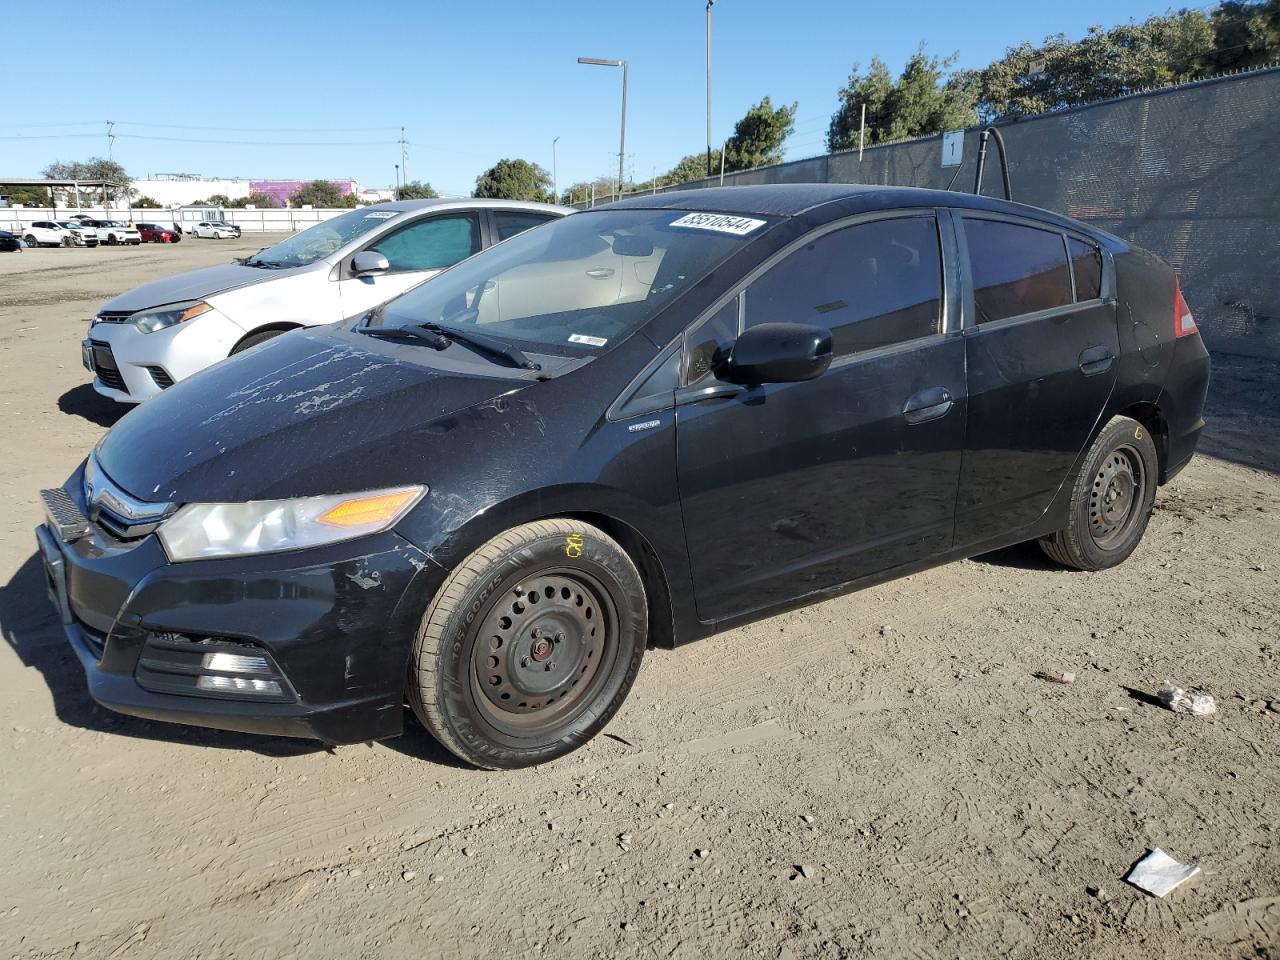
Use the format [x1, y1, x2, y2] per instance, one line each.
[196, 675, 283, 696]
[136, 632, 295, 703]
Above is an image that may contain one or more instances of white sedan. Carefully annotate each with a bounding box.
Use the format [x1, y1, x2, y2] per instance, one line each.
[189, 221, 242, 239]
[84, 198, 568, 402]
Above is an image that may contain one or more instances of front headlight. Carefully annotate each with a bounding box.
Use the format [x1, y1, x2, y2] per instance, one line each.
[157, 485, 426, 562]
[132, 300, 213, 334]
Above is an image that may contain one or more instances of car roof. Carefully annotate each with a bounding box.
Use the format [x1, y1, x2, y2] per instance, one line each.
[368, 198, 574, 216]
[603, 183, 1106, 239]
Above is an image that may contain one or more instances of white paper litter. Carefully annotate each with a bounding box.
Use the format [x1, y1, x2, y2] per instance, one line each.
[1125, 847, 1201, 897]
[1158, 680, 1216, 716]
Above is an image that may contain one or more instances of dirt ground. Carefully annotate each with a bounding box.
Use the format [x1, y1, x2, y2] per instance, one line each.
[0, 238, 1277, 960]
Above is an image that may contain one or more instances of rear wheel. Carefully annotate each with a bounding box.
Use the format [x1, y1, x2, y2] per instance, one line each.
[1039, 415, 1158, 571]
[407, 519, 648, 769]
[23, 235, 37, 248]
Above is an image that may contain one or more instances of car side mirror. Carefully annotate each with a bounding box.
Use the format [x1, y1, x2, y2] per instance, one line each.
[351, 251, 390, 277]
[726, 322, 833, 385]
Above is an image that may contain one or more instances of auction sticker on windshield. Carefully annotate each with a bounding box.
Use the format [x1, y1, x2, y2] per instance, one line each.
[669, 212, 766, 236]
[364, 211, 396, 219]
[568, 334, 608, 347]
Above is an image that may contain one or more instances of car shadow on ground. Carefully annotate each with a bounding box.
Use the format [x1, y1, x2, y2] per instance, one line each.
[1, 551, 468, 767]
[970, 540, 1060, 571]
[57, 384, 129, 428]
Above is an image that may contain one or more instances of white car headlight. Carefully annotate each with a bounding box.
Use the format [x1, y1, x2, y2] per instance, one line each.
[132, 300, 213, 334]
[158, 485, 427, 562]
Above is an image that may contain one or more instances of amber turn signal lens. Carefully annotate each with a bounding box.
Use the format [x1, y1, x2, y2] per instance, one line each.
[316, 489, 420, 528]
[180, 302, 213, 322]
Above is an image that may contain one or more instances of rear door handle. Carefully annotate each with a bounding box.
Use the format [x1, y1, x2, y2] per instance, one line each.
[1078, 345, 1115, 376]
[902, 386, 954, 425]
[585, 267, 616, 279]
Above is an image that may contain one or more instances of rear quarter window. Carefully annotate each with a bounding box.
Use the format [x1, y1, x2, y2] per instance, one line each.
[1068, 237, 1103, 301]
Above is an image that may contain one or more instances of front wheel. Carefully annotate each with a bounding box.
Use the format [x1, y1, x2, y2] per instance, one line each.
[407, 519, 648, 769]
[1039, 415, 1159, 571]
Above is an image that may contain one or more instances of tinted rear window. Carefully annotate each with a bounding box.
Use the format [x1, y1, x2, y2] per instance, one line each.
[964, 219, 1071, 323]
[1068, 237, 1102, 301]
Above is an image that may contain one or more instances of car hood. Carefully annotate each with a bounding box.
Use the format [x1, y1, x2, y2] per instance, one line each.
[98, 261, 308, 313]
[95, 328, 529, 503]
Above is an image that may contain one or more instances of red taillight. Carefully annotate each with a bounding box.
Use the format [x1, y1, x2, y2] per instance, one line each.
[1174, 275, 1197, 338]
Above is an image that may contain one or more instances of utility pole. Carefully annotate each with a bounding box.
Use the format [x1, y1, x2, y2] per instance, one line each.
[394, 163, 401, 200]
[859, 103, 866, 162]
[577, 57, 628, 200]
[706, 0, 716, 177]
[552, 136, 560, 203]
[399, 127, 408, 188]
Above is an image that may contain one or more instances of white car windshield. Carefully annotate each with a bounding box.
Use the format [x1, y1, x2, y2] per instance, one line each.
[245, 208, 396, 268]
[373, 209, 773, 356]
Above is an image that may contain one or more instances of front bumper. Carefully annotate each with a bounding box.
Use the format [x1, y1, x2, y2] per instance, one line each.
[83, 306, 247, 401]
[35, 476, 446, 744]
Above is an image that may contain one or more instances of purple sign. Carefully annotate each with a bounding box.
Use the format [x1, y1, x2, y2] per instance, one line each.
[250, 179, 354, 207]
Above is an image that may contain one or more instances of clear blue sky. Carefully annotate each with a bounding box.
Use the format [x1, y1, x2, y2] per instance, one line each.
[3, 0, 1178, 196]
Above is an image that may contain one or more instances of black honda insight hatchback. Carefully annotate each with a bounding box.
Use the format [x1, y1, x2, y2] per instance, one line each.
[38, 185, 1210, 768]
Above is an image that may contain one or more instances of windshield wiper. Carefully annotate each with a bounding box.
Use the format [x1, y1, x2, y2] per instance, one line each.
[355, 320, 449, 349]
[419, 322, 541, 371]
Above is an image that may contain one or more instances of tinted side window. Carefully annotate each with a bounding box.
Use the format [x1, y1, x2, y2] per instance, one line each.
[963, 219, 1071, 322]
[1068, 237, 1102, 301]
[493, 211, 556, 242]
[744, 217, 942, 357]
[371, 214, 480, 272]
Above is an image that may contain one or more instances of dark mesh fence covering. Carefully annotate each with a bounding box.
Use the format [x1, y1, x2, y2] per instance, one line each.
[658, 66, 1280, 358]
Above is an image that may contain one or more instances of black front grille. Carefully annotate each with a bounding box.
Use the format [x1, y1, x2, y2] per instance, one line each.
[94, 311, 132, 324]
[89, 340, 128, 393]
[136, 633, 296, 703]
[145, 366, 174, 389]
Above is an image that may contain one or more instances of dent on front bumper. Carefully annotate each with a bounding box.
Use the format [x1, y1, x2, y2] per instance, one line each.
[36, 480, 447, 744]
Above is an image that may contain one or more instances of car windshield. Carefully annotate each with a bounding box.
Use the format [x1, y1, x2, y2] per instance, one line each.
[373, 209, 772, 356]
[247, 207, 397, 267]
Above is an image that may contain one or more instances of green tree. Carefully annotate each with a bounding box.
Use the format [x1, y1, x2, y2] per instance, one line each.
[560, 176, 622, 205]
[227, 191, 279, 209]
[827, 49, 975, 150]
[131, 195, 162, 208]
[826, 58, 895, 150]
[42, 157, 133, 203]
[1207, 1, 1280, 71]
[0, 184, 57, 206]
[474, 159, 552, 202]
[724, 96, 798, 171]
[397, 180, 439, 200]
[970, 10, 1222, 121]
[288, 180, 346, 207]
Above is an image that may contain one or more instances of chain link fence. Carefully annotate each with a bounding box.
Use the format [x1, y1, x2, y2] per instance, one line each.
[653, 66, 1280, 359]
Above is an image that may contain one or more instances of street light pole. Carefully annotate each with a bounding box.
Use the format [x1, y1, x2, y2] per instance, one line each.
[394, 163, 400, 200]
[577, 56, 628, 199]
[706, 1, 715, 178]
[552, 136, 560, 202]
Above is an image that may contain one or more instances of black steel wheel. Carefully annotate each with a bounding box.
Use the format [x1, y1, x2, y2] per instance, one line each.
[1040, 415, 1159, 570]
[407, 519, 648, 769]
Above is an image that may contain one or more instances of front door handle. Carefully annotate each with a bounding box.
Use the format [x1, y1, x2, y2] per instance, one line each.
[1078, 345, 1115, 376]
[585, 267, 616, 279]
[902, 386, 954, 425]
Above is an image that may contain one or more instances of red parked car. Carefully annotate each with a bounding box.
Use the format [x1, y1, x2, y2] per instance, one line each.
[137, 223, 180, 243]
